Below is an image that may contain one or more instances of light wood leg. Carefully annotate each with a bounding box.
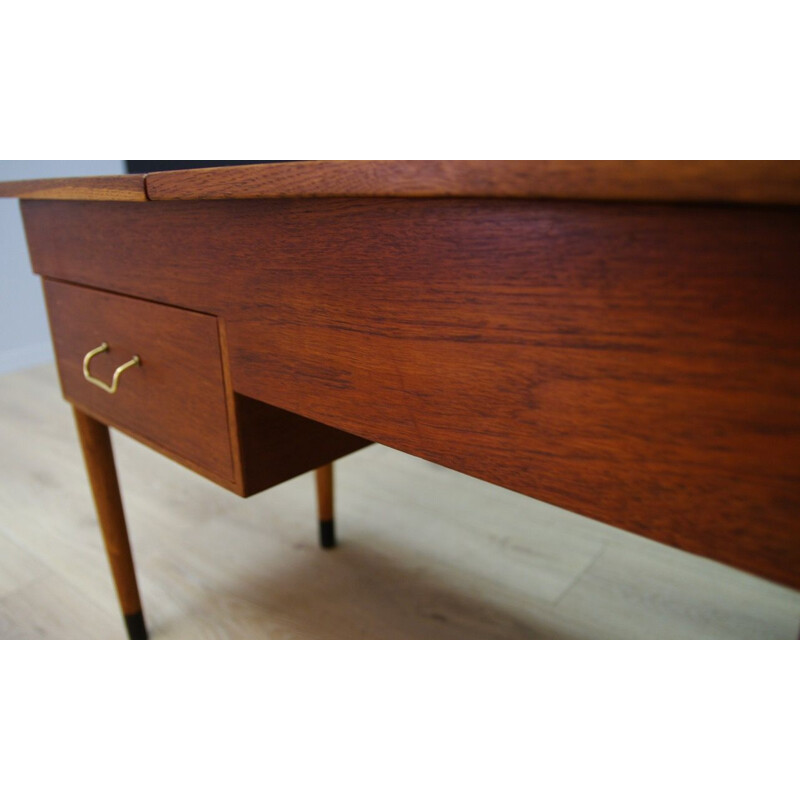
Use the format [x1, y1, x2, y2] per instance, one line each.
[315, 462, 335, 549]
[73, 407, 147, 639]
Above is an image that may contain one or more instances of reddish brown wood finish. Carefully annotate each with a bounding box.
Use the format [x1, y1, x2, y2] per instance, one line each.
[43, 279, 370, 496]
[315, 462, 335, 548]
[0, 174, 146, 201]
[144, 160, 800, 205]
[73, 407, 144, 620]
[3, 162, 799, 205]
[44, 280, 236, 482]
[216, 318, 246, 489]
[232, 394, 368, 496]
[21, 197, 800, 590]
[316, 464, 334, 523]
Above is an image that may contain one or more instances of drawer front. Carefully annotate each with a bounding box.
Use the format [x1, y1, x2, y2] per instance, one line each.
[44, 280, 234, 482]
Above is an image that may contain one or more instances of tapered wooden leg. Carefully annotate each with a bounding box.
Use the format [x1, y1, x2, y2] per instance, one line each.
[315, 462, 335, 549]
[73, 407, 147, 639]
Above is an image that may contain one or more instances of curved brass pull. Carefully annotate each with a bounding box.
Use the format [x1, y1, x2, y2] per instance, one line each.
[82, 342, 140, 394]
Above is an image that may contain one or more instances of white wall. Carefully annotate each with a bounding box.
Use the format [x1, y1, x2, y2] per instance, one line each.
[0, 160, 125, 374]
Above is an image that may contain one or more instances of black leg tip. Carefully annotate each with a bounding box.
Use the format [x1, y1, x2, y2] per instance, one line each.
[124, 611, 148, 640]
[319, 519, 336, 549]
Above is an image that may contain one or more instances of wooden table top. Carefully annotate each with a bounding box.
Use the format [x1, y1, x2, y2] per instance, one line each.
[2, 160, 800, 205]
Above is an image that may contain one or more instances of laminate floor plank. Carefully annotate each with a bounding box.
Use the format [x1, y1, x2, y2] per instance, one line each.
[0, 571, 122, 639]
[0, 529, 48, 599]
[1, 363, 798, 639]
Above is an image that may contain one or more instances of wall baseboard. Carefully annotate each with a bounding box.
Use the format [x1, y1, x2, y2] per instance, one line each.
[0, 341, 54, 376]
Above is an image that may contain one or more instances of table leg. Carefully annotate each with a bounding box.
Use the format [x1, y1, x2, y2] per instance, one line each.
[73, 407, 148, 639]
[315, 463, 335, 549]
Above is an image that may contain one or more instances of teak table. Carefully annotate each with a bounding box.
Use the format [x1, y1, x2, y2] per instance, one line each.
[2, 161, 799, 639]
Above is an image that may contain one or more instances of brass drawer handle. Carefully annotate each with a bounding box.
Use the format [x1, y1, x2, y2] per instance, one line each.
[82, 342, 140, 394]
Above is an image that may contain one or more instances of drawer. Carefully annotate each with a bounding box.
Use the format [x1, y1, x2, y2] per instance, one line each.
[43, 280, 234, 482]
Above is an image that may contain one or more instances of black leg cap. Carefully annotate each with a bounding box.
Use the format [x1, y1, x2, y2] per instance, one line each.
[320, 519, 336, 549]
[124, 611, 148, 640]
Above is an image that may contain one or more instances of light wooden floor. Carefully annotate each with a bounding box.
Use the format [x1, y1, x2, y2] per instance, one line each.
[1, 363, 798, 639]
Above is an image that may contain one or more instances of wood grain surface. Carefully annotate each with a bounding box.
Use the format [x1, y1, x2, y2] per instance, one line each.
[143, 160, 800, 205]
[0, 173, 146, 201]
[72, 406, 144, 618]
[22, 197, 800, 589]
[3, 162, 799, 205]
[42, 279, 370, 496]
[44, 280, 236, 482]
[232, 393, 369, 496]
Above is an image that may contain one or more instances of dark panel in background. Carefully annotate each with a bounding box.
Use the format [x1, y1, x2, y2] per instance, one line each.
[126, 160, 291, 174]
